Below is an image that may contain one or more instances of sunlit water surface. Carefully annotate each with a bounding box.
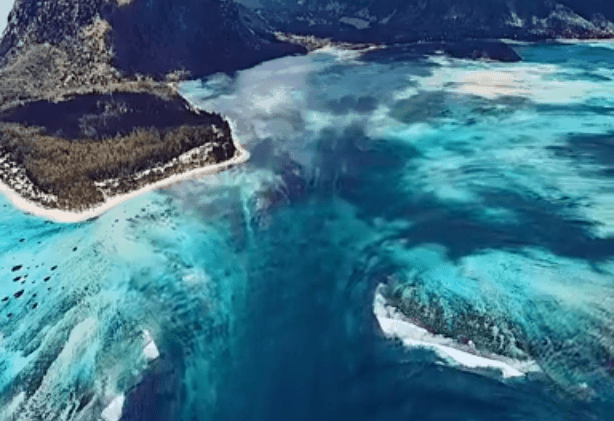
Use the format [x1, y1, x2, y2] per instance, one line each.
[1, 43, 614, 420]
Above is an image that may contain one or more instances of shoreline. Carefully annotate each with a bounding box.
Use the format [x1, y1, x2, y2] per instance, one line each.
[0, 138, 250, 224]
[373, 285, 541, 379]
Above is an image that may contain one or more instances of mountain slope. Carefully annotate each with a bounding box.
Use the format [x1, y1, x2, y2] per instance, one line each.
[247, 0, 614, 42]
[0, 0, 304, 102]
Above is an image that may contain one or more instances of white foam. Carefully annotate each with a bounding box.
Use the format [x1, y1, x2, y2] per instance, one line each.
[554, 39, 614, 47]
[581, 192, 614, 238]
[0, 391, 25, 420]
[101, 394, 125, 421]
[373, 284, 539, 379]
[418, 57, 614, 104]
[434, 345, 523, 378]
[143, 330, 160, 361]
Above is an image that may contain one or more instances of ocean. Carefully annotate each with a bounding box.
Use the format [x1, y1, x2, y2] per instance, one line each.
[1, 42, 613, 420]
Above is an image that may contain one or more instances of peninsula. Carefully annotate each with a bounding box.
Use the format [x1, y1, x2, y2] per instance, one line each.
[0, 0, 300, 222]
[0, 92, 249, 222]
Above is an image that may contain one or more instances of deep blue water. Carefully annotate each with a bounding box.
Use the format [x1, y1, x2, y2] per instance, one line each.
[1, 43, 614, 420]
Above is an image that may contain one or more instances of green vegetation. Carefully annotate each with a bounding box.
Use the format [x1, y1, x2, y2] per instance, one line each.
[0, 16, 235, 213]
[0, 20, 180, 113]
[0, 121, 235, 210]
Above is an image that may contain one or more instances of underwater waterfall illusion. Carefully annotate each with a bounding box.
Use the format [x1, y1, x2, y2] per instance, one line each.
[1, 42, 614, 420]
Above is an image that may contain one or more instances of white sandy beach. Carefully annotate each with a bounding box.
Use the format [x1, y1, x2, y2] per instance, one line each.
[0, 138, 250, 224]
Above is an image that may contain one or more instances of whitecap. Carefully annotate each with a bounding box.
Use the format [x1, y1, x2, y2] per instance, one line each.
[101, 395, 125, 421]
[143, 330, 160, 361]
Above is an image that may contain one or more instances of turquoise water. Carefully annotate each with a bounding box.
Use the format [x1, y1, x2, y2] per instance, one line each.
[1, 43, 614, 420]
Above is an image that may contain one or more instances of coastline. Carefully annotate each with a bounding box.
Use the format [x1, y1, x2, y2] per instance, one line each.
[373, 285, 541, 379]
[0, 137, 250, 224]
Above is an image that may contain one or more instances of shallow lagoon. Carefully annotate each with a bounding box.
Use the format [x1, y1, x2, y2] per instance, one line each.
[1, 43, 614, 420]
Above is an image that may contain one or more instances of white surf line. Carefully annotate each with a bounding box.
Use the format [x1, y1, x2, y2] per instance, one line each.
[498, 38, 533, 46]
[142, 330, 160, 361]
[553, 38, 614, 45]
[101, 395, 125, 421]
[373, 284, 540, 379]
[0, 127, 250, 224]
